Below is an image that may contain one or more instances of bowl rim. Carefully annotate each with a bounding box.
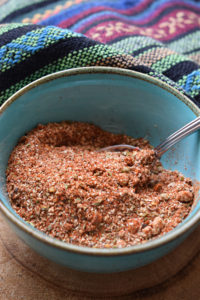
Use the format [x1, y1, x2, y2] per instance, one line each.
[0, 66, 200, 257]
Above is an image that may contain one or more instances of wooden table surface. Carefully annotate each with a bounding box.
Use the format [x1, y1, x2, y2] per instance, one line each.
[0, 213, 200, 300]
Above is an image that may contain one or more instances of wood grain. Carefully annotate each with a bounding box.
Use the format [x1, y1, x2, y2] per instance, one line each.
[0, 213, 200, 299]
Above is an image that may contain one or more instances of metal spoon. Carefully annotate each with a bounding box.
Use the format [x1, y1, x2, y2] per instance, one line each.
[99, 116, 200, 157]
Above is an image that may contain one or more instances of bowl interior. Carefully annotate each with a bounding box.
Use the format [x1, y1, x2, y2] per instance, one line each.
[0, 69, 200, 228]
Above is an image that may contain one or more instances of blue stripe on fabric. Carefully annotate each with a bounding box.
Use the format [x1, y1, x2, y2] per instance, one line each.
[181, 70, 200, 94]
[39, 0, 200, 27]
[38, 0, 143, 26]
[0, 26, 80, 68]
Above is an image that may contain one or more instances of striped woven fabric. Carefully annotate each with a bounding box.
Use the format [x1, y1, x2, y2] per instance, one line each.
[0, 0, 200, 106]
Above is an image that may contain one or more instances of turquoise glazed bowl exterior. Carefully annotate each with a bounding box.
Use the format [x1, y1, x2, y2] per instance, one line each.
[0, 67, 200, 273]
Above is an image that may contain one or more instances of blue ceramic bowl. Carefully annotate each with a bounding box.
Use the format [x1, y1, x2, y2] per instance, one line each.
[0, 67, 200, 273]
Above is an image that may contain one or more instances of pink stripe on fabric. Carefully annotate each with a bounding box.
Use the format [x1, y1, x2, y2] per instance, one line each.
[83, 9, 200, 43]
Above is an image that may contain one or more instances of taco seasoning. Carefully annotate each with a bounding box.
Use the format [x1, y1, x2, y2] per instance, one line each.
[6, 122, 194, 248]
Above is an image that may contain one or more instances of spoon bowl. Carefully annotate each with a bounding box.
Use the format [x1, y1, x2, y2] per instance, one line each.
[99, 117, 200, 157]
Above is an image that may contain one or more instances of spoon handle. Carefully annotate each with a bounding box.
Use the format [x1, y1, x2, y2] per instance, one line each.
[155, 116, 200, 157]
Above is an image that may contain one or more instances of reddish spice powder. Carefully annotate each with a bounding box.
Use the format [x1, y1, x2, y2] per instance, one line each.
[6, 122, 194, 248]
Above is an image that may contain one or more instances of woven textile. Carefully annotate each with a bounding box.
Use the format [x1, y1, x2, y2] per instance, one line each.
[0, 0, 200, 106]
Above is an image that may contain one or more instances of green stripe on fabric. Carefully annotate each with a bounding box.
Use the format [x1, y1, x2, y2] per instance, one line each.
[0, 23, 29, 35]
[111, 31, 200, 58]
[111, 36, 162, 54]
[111, 31, 200, 57]
[3, 0, 68, 23]
[188, 50, 200, 57]
[0, 0, 46, 21]
[167, 31, 200, 55]
[151, 54, 188, 73]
